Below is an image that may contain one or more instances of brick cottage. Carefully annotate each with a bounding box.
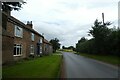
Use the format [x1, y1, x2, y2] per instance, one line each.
[2, 11, 53, 64]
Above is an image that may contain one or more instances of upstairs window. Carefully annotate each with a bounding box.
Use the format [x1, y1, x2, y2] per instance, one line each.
[31, 33, 34, 41]
[39, 38, 42, 43]
[14, 25, 23, 38]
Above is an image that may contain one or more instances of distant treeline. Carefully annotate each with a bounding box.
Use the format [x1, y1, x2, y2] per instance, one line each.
[62, 46, 75, 50]
[76, 19, 120, 55]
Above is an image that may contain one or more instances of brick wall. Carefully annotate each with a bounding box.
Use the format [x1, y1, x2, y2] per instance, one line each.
[6, 18, 44, 60]
[43, 39, 53, 55]
[2, 30, 14, 64]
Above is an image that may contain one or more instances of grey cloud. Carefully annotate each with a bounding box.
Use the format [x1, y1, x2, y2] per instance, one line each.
[60, 2, 80, 9]
[11, 0, 118, 47]
[34, 19, 93, 46]
[42, 21, 61, 26]
[86, 0, 119, 9]
[112, 19, 118, 26]
[40, 19, 70, 26]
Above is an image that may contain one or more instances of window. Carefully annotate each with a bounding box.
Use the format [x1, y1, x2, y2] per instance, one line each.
[30, 45, 34, 54]
[14, 44, 22, 56]
[31, 33, 34, 41]
[40, 46, 42, 54]
[45, 44, 48, 51]
[39, 38, 42, 43]
[14, 25, 23, 38]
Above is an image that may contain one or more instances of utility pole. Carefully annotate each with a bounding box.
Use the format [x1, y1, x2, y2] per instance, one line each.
[118, 1, 120, 28]
[102, 13, 104, 25]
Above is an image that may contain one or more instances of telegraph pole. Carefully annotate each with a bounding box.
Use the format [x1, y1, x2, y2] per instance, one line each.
[102, 13, 104, 25]
[118, 1, 120, 28]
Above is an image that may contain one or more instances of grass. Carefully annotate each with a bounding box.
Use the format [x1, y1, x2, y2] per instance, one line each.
[59, 49, 75, 53]
[75, 53, 119, 66]
[53, 51, 62, 54]
[3, 53, 62, 78]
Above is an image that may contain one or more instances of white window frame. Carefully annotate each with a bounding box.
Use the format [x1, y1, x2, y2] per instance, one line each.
[14, 44, 22, 56]
[31, 33, 34, 41]
[39, 38, 42, 43]
[14, 25, 23, 38]
[40, 46, 42, 54]
[30, 45, 34, 55]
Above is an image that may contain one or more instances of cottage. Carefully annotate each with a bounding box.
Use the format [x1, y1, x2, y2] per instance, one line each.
[43, 39, 53, 55]
[2, 11, 52, 64]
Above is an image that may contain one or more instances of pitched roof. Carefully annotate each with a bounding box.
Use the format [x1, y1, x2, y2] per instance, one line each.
[4, 12, 44, 38]
[43, 39, 52, 45]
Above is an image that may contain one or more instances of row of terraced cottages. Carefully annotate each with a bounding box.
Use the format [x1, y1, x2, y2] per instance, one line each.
[2, 11, 53, 64]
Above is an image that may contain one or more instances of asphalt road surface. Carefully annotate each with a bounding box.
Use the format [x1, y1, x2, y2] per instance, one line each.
[62, 52, 119, 78]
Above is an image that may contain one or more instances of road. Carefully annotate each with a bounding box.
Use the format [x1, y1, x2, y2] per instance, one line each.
[62, 52, 119, 78]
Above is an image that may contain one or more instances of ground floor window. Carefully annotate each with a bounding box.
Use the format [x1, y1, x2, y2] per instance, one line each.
[30, 45, 34, 54]
[14, 44, 22, 56]
[40, 46, 42, 54]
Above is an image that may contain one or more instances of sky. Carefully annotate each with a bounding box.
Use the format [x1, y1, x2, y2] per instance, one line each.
[11, 0, 119, 47]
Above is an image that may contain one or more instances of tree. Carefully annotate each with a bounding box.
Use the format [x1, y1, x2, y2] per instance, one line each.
[2, 1, 26, 12]
[62, 46, 65, 49]
[88, 19, 111, 54]
[78, 37, 87, 43]
[2, 1, 26, 30]
[50, 38, 60, 53]
[68, 46, 74, 49]
[76, 19, 119, 56]
[76, 37, 87, 52]
[89, 19, 111, 38]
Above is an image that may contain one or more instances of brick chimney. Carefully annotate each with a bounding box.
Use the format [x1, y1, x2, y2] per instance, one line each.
[2, 3, 11, 16]
[4, 9, 11, 16]
[26, 21, 33, 28]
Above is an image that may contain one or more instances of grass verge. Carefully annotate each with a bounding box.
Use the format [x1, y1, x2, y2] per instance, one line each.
[75, 53, 119, 66]
[59, 49, 75, 53]
[3, 53, 62, 78]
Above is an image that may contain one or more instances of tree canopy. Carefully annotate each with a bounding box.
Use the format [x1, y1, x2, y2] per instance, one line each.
[50, 38, 60, 53]
[88, 19, 111, 53]
[2, 1, 26, 30]
[62, 46, 75, 51]
[76, 19, 119, 55]
[2, 1, 26, 11]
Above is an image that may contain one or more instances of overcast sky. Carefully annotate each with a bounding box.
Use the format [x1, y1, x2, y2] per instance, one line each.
[11, 0, 119, 47]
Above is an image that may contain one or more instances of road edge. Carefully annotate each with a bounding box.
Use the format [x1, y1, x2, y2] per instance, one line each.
[60, 52, 67, 79]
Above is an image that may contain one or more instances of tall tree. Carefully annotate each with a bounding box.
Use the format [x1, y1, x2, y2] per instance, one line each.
[78, 37, 87, 43]
[89, 19, 111, 54]
[76, 19, 119, 55]
[76, 37, 87, 52]
[50, 38, 60, 53]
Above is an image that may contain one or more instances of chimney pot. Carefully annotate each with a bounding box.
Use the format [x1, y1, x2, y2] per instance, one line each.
[27, 21, 33, 28]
